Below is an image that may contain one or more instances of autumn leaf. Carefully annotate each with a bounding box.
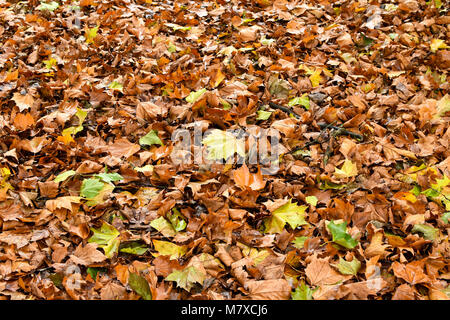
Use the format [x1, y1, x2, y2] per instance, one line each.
[430, 39, 448, 53]
[80, 178, 104, 199]
[139, 130, 163, 146]
[264, 199, 308, 234]
[326, 220, 358, 249]
[12, 92, 34, 112]
[88, 222, 120, 258]
[185, 88, 207, 103]
[128, 273, 152, 300]
[165, 266, 206, 291]
[291, 281, 315, 300]
[202, 129, 245, 161]
[336, 257, 361, 276]
[334, 159, 358, 179]
[37, 1, 59, 11]
[54, 170, 76, 183]
[85, 26, 99, 44]
[152, 240, 186, 260]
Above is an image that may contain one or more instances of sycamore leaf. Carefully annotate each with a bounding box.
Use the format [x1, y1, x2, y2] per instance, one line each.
[37, 1, 59, 11]
[430, 39, 448, 53]
[202, 129, 245, 161]
[94, 172, 123, 184]
[80, 178, 104, 199]
[128, 273, 152, 300]
[411, 224, 438, 241]
[165, 266, 206, 291]
[435, 94, 450, 118]
[119, 242, 148, 255]
[54, 170, 76, 183]
[85, 26, 99, 44]
[292, 236, 308, 249]
[336, 257, 361, 275]
[150, 216, 176, 237]
[165, 23, 191, 32]
[334, 159, 358, 179]
[88, 222, 120, 258]
[309, 69, 322, 88]
[288, 94, 310, 109]
[327, 220, 358, 249]
[152, 240, 186, 260]
[139, 130, 163, 146]
[12, 92, 34, 112]
[108, 80, 123, 92]
[43, 58, 57, 69]
[264, 199, 308, 234]
[268, 76, 290, 98]
[185, 88, 207, 103]
[256, 110, 272, 120]
[442, 212, 450, 224]
[168, 208, 187, 232]
[85, 183, 114, 206]
[305, 196, 318, 206]
[291, 281, 315, 300]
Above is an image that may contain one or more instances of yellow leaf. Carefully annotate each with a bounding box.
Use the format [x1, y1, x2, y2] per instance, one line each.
[334, 159, 358, 179]
[430, 39, 448, 53]
[152, 240, 186, 260]
[309, 69, 322, 88]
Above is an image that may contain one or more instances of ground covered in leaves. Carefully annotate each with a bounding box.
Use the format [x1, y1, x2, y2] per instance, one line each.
[0, 0, 449, 300]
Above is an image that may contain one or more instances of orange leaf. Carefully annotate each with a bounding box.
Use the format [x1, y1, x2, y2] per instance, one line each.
[13, 113, 35, 131]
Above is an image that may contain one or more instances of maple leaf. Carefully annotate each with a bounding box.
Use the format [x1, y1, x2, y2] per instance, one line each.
[292, 236, 308, 249]
[165, 266, 206, 291]
[88, 222, 120, 258]
[202, 129, 245, 161]
[119, 242, 148, 255]
[430, 39, 448, 53]
[256, 110, 272, 120]
[85, 26, 99, 44]
[326, 220, 358, 249]
[233, 163, 266, 191]
[264, 199, 308, 234]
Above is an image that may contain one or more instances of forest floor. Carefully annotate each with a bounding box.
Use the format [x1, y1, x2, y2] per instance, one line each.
[0, 0, 449, 300]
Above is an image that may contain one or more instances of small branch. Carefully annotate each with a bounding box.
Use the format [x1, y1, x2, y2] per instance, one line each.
[268, 102, 301, 119]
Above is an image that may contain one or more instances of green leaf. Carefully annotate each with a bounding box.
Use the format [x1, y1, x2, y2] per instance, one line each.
[442, 212, 450, 224]
[128, 273, 152, 300]
[119, 242, 148, 255]
[185, 88, 207, 103]
[43, 58, 57, 70]
[37, 1, 59, 11]
[435, 95, 450, 118]
[264, 199, 308, 234]
[411, 224, 438, 241]
[202, 129, 245, 161]
[336, 257, 361, 275]
[168, 208, 187, 232]
[150, 216, 176, 237]
[152, 240, 186, 260]
[54, 170, 76, 183]
[108, 80, 123, 92]
[80, 178, 104, 199]
[256, 110, 272, 120]
[87, 267, 107, 280]
[305, 196, 318, 206]
[95, 172, 123, 184]
[291, 281, 315, 300]
[139, 130, 163, 147]
[327, 220, 358, 249]
[292, 236, 308, 249]
[165, 266, 206, 291]
[88, 222, 120, 258]
[288, 94, 310, 109]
